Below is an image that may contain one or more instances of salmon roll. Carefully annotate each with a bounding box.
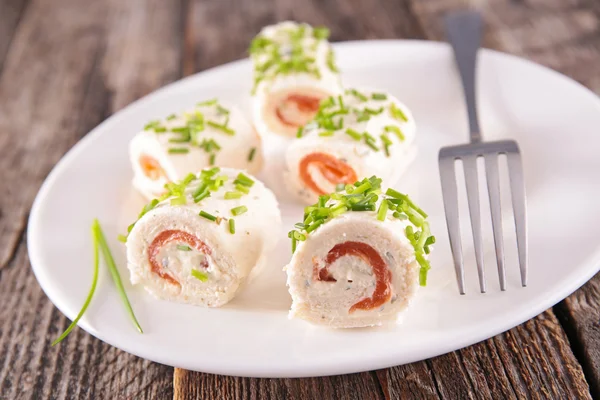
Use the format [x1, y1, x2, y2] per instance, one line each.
[124, 167, 281, 307]
[250, 21, 342, 138]
[130, 99, 263, 200]
[285, 176, 434, 328]
[285, 89, 417, 204]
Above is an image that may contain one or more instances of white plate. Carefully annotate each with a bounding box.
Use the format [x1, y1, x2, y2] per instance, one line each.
[28, 40, 600, 377]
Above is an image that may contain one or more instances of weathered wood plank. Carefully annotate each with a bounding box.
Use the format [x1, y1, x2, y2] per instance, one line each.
[174, 368, 385, 400]
[0, 0, 30, 73]
[0, 0, 183, 397]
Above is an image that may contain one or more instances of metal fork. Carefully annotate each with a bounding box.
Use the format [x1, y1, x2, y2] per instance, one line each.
[439, 11, 528, 294]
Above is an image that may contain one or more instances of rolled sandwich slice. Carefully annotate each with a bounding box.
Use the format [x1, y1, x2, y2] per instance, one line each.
[250, 21, 342, 138]
[286, 176, 434, 328]
[285, 89, 417, 204]
[124, 167, 281, 307]
[130, 99, 263, 200]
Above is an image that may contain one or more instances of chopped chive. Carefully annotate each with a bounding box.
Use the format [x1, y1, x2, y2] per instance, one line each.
[207, 120, 235, 135]
[166, 114, 177, 121]
[313, 26, 330, 39]
[170, 196, 187, 206]
[117, 234, 128, 243]
[393, 211, 408, 220]
[296, 126, 304, 138]
[154, 126, 167, 133]
[194, 190, 211, 203]
[291, 236, 298, 253]
[345, 128, 362, 141]
[416, 253, 430, 286]
[177, 245, 192, 251]
[216, 104, 230, 115]
[191, 269, 209, 282]
[335, 183, 346, 192]
[233, 173, 254, 187]
[231, 205, 248, 216]
[94, 220, 143, 333]
[365, 107, 384, 115]
[52, 222, 100, 346]
[330, 204, 348, 217]
[248, 147, 257, 161]
[371, 93, 387, 100]
[347, 89, 368, 102]
[364, 138, 379, 152]
[425, 236, 436, 246]
[306, 219, 324, 233]
[168, 147, 189, 154]
[353, 181, 372, 194]
[199, 210, 217, 221]
[197, 98, 218, 107]
[235, 184, 250, 194]
[385, 189, 428, 217]
[144, 120, 160, 131]
[327, 49, 339, 73]
[224, 191, 243, 199]
[319, 130, 335, 137]
[377, 200, 389, 221]
[384, 125, 405, 141]
[209, 153, 216, 166]
[390, 103, 409, 122]
[363, 132, 376, 142]
[351, 203, 375, 211]
[229, 218, 236, 234]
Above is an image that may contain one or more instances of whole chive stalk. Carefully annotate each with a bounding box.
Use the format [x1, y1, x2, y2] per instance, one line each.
[231, 205, 248, 216]
[52, 223, 100, 346]
[199, 210, 217, 221]
[229, 218, 235, 234]
[94, 220, 143, 333]
[177, 245, 192, 251]
[168, 147, 189, 154]
[191, 269, 209, 282]
[248, 147, 256, 161]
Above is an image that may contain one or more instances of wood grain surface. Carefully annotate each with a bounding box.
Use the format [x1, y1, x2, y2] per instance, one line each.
[0, 0, 598, 399]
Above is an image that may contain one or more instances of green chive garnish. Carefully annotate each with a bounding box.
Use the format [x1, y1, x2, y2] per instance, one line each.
[385, 189, 428, 217]
[94, 220, 143, 333]
[170, 196, 187, 206]
[234, 173, 254, 187]
[371, 93, 387, 100]
[347, 89, 368, 102]
[117, 234, 128, 243]
[177, 245, 192, 251]
[384, 125, 405, 141]
[319, 130, 334, 137]
[224, 191, 243, 199]
[390, 103, 408, 122]
[168, 147, 189, 154]
[207, 120, 235, 135]
[231, 206, 248, 216]
[248, 147, 256, 161]
[377, 200, 388, 221]
[197, 98, 218, 107]
[235, 184, 250, 194]
[209, 153, 216, 166]
[229, 219, 235, 234]
[345, 128, 362, 141]
[166, 114, 177, 120]
[199, 211, 217, 221]
[191, 269, 209, 282]
[296, 126, 304, 138]
[52, 223, 100, 346]
[194, 190, 211, 203]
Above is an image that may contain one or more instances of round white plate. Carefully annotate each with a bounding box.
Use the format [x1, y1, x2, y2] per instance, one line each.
[28, 40, 600, 377]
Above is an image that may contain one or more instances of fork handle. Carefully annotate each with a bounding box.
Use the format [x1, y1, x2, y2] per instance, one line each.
[445, 11, 483, 143]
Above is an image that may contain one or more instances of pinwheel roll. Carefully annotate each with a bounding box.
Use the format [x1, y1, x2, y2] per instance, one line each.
[130, 99, 263, 200]
[285, 89, 417, 204]
[250, 21, 342, 138]
[125, 167, 281, 307]
[286, 176, 433, 328]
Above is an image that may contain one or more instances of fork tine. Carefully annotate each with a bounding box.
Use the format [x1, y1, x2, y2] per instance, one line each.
[438, 155, 466, 294]
[506, 151, 528, 286]
[484, 154, 506, 290]
[463, 156, 486, 293]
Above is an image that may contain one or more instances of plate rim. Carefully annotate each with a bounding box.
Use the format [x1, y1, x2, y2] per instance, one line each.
[27, 39, 600, 377]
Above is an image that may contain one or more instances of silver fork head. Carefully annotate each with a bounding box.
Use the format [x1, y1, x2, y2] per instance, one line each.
[438, 139, 527, 294]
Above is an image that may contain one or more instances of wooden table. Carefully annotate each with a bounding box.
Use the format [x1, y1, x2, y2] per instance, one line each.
[1, 0, 598, 398]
